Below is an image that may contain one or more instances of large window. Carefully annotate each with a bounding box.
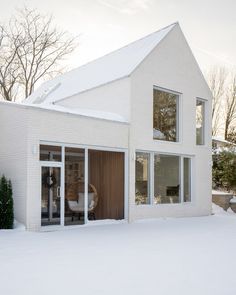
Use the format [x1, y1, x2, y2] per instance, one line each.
[196, 99, 205, 145]
[135, 152, 192, 205]
[153, 88, 179, 142]
[154, 154, 180, 204]
[135, 153, 150, 204]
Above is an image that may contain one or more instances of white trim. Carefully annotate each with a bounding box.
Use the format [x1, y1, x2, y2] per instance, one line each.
[84, 148, 88, 224]
[153, 86, 182, 143]
[196, 97, 207, 146]
[40, 165, 62, 226]
[150, 152, 154, 205]
[40, 161, 62, 168]
[40, 140, 127, 153]
[153, 85, 182, 96]
[180, 157, 184, 203]
[60, 146, 65, 226]
[135, 150, 194, 206]
[136, 149, 195, 158]
[124, 150, 129, 220]
[190, 156, 195, 204]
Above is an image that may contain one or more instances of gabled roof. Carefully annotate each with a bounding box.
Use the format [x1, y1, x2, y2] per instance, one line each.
[25, 23, 177, 104]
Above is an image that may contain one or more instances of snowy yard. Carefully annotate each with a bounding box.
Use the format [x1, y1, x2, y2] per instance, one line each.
[1, 205, 236, 295]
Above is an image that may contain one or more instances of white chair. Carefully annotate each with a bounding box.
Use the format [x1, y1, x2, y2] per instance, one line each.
[67, 184, 98, 220]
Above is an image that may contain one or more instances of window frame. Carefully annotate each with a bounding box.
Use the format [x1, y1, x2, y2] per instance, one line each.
[135, 152, 151, 205]
[196, 98, 206, 146]
[135, 150, 193, 205]
[153, 86, 181, 143]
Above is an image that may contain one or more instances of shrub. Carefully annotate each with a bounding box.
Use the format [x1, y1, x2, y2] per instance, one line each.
[0, 175, 14, 229]
[212, 150, 236, 192]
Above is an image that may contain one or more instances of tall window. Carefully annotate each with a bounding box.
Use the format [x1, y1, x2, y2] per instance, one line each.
[135, 152, 150, 204]
[183, 157, 191, 202]
[154, 154, 180, 204]
[196, 99, 205, 145]
[153, 88, 179, 142]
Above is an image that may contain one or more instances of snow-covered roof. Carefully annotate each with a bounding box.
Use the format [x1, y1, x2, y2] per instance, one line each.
[0, 100, 128, 123]
[212, 136, 236, 147]
[31, 104, 128, 122]
[25, 23, 177, 105]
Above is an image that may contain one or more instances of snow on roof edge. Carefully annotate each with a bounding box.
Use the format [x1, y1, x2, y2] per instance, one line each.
[0, 100, 129, 124]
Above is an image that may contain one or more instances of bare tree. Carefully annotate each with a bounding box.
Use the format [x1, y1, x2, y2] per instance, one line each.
[0, 26, 20, 101]
[207, 67, 227, 136]
[0, 7, 77, 101]
[224, 74, 236, 140]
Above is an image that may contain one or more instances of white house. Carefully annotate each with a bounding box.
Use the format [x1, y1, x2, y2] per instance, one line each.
[0, 23, 212, 231]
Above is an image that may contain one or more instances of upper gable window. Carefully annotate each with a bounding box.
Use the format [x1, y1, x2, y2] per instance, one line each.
[153, 88, 179, 142]
[196, 99, 205, 145]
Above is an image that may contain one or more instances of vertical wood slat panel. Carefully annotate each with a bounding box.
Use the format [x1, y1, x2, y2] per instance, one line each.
[89, 150, 124, 220]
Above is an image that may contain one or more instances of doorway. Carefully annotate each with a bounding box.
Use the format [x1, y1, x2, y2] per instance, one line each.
[41, 166, 61, 226]
[40, 143, 127, 227]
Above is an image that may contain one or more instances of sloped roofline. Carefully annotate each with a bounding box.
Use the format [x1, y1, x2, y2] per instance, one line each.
[65, 22, 178, 76]
[25, 22, 178, 104]
[55, 22, 178, 104]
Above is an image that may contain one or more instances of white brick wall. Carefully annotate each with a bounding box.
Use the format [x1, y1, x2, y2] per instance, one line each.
[0, 103, 28, 224]
[0, 102, 129, 230]
[128, 24, 212, 220]
[59, 77, 131, 121]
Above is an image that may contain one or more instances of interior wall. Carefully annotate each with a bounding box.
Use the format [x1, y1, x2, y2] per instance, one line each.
[89, 150, 124, 220]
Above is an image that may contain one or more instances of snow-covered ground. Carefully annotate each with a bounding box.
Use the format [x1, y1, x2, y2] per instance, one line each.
[1, 205, 236, 295]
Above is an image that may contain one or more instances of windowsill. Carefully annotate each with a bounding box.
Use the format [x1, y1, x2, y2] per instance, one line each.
[134, 202, 193, 207]
[196, 144, 210, 149]
[153, 139, 182, 145]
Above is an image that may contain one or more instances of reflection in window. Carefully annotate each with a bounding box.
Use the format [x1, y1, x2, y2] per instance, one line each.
[64, 148, 85, 225]
[153, 88, 178, 142]
[196, 99, 205, 145]
[135, 153, 150, 205]
[40, 145, 62, 162]
[184, 158, 191, 202]
[154, 154, 180, 204]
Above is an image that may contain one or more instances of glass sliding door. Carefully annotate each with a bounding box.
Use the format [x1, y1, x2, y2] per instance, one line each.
[64, 148, 85, 225]
[41, 167, 61, 226]
[40, 143, 126, 226]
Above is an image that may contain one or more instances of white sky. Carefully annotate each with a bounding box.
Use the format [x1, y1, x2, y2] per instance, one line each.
[0, 0, 236, 73]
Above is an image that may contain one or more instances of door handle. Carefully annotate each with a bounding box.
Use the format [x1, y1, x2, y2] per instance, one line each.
[57, 186, 61, 198]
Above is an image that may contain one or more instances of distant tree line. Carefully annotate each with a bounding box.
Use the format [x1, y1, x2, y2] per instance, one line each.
[207, 67, 236, 141]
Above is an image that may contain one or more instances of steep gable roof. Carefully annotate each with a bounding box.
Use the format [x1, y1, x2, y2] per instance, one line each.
[25, 23, 177, 104]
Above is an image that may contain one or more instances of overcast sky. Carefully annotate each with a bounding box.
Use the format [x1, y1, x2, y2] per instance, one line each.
[0, 0, 235, 73]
